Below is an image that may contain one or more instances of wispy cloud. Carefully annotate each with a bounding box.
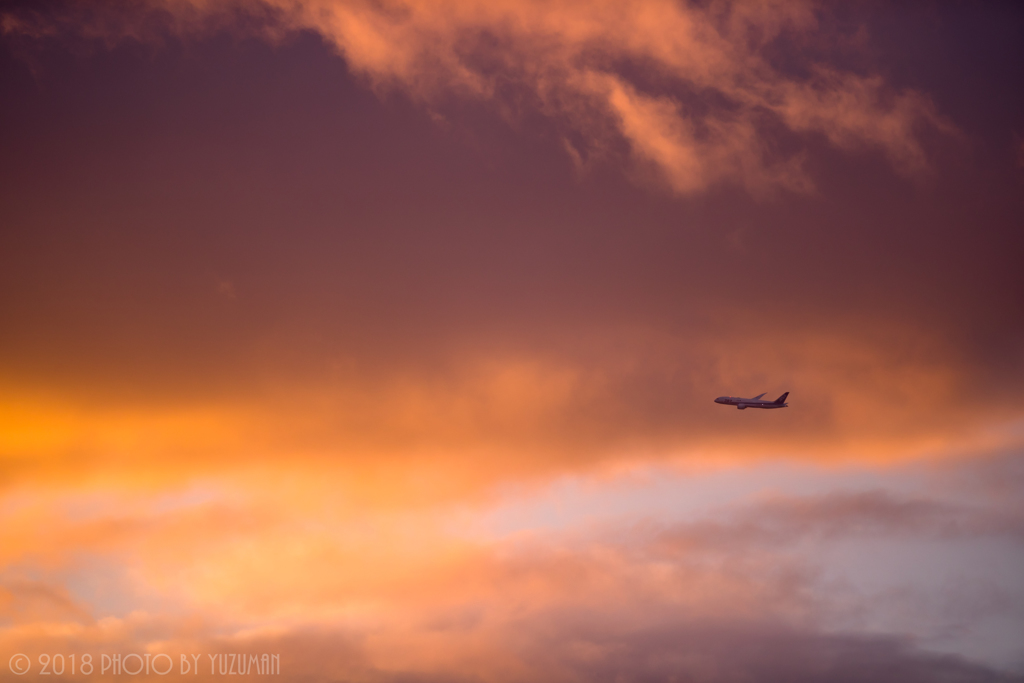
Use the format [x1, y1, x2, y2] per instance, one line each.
[2, 0, 953, 195]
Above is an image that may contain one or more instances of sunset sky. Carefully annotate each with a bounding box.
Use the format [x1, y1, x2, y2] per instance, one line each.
[1, 1, 1023, 680]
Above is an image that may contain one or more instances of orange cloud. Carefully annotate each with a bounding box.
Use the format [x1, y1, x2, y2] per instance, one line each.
[2, 0, 952, 195]
[2, 314, 1020, 505]
[3, 462, 1021, 681]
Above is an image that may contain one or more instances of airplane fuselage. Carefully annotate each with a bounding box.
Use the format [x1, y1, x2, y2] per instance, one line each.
[714, 393, 788, 410]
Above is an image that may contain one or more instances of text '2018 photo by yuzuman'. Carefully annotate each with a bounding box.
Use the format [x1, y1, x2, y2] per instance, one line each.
[1, 1, 1023, 681]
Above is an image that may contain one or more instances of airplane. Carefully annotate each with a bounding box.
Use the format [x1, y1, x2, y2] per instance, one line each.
[714, 392, 789, 409]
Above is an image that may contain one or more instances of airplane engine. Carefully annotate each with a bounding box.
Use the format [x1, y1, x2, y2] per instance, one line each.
[737, 404, 747, 410]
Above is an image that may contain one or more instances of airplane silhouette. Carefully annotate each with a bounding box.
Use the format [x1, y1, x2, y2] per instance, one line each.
[714, 392, 789, 410]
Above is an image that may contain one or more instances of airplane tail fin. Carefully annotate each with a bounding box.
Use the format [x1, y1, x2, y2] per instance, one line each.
[774, 392, 789, 404]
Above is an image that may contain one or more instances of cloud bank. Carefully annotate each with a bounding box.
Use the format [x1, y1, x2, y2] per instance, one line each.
[3, 457, 1023, 681]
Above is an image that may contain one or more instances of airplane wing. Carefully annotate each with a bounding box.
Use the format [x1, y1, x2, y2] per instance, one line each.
[752, 393, 766, 400]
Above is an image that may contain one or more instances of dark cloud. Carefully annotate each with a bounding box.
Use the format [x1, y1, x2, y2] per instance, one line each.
[221, 619, 1024, 682]
[509, 618, 1024, 683]
[7, 616, 1020, 682]
[650, 490, 1024, 555]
